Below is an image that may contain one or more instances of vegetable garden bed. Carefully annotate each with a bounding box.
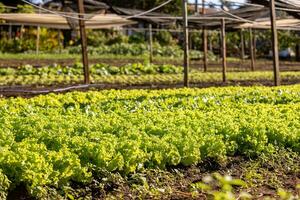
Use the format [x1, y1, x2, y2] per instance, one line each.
[0, 86, 299, 199]
[0, 63, 299, 89]
[1, 55, 300, 72]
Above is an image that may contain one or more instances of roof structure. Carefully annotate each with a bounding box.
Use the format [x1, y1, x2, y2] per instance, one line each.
[43, 0, 110, 29]
[111, 7, 176, 25]
[185, 2, 300, 30]
[2, 0, 300, 31]
[236, 17, 300, 30]
[35, 0, 177, 28]
[44, 0, 109, 13]
[0, 13, 135, 29]
[186, 5, 269, 29]
[249, 0, 300, 8]
[249, 0, 300, 19]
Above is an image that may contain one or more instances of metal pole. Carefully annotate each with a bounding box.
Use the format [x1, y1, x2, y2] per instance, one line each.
[202, 0, 208, 72]
[221, 18, 227, 83]
[249, 28, 255, 71]
[148, 24, 153, 63]
[78, 0, 90, 84]
[182, 0, 189, 87]
[270, 0, 280, 86]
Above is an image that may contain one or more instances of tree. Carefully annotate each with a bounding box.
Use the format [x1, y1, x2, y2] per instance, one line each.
[1, 0, 25, 6]
[106, 0, 182, 14]
[2, 0, 182, 14]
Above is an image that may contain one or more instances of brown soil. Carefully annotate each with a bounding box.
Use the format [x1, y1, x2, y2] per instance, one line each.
[66, 152, 300, 199]
[0, 78, 299, 98]
[7, 151, 299, 200]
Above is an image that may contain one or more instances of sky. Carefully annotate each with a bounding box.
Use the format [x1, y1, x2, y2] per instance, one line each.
[30, 0, 43, 4]
[189, 0, 245, 3]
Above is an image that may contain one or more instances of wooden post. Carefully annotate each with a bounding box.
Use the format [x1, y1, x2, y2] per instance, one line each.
[189, 30, 192, 49]
[202, 0, 208, 72]
[253, 29, 257, 63]
[78, 0, 90, 84]
[240, 29, 245, 62]
[270, 0, 280, 86]
[221, 18, 227, 83]
[8, 23, 12, 40]
[218, 29, 222, 62]
[58, 29, 62, 53]
[209, 32, 213, 51]
[20, 25, 24, 40]
[36, 26, 40, 55]
[36, 24, 40, 55]
[296, 43, 300, 62]
[182, 0, 189, 87]
[249, 28, 255, 71]
[148, 24, 153, 63]
[36, 6, 41, 55]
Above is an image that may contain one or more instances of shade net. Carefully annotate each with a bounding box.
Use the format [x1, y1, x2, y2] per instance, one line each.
[44, 0, 110, 29]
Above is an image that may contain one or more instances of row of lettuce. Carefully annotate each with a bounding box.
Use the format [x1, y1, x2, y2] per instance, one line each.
[0, 63, 183, 76]
[0, 62, 299, 86]
[0, 86, 300, 198]
[0, 70, 299, 86]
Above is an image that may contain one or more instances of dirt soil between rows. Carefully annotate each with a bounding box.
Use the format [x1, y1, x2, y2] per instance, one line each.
[7, 150, 300, 200]
[0, 79, 300, 98]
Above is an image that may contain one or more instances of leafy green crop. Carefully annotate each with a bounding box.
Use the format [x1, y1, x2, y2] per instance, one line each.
[0, 62, 182, 77]
[0, 86, 299, 198]
[0, 63, 299, 86]
[0, 170, 10, 199]
[67, 43, 216, 60]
